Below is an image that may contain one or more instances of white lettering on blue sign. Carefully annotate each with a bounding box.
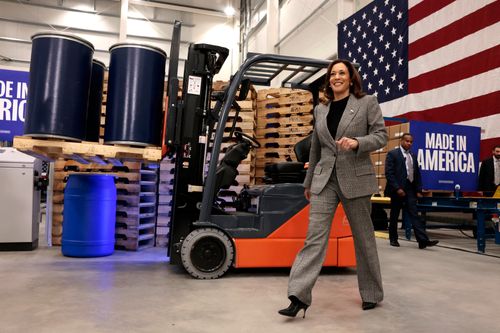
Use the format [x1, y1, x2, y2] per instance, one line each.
[418, 132, 475, 173]
[0, 80, 14, 98]
[0, 80, 28, 122]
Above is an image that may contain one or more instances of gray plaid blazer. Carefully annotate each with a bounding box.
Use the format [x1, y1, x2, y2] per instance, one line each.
[303, 94, 388, 199]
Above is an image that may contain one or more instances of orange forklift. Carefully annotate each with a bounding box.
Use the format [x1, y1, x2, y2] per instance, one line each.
[164, 25, 355, 279]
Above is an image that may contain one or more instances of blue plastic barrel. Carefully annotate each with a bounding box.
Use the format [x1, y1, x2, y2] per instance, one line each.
[24, 32, 94, 141]
[85, 59, 106, 142]
[104, 43, 166, 146]
[62, 174, 116, 257]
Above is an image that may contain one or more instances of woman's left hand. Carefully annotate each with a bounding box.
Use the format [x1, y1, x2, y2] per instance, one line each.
[336, 137, 359, 151]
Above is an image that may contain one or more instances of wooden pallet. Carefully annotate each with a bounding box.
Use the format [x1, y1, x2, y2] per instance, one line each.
[116, 213, 156, 228]
[256, 126, 313, 138]
[260, 136, 305, 148]
[52, 236, 62, 246]
[256, 147, 295, 158]
[51, 181, 145, 194]
[157, 205, 172, 215]
[212, 81, 258, 100]
[53, 171, 141, 182]
[117, 192, 156, 206]
[222, 126, 255, 136]
[55, 160, 143, 172]
[227, 112, 256, 122]
[116, 183, 142, 194]
[257, 88, 312, 100]
[156, 212, 172, 225]
[158, 182, 174, 193]
[155, 234, 169, 247]
[256, 96, 312, 109]
[116, 202, 156, 216]
[225, 120, 255, 130]
[115, 234, 155, 251]
[210, 100, 256, 113]
[156, 225, 170, 235]
[257, 104, 312, 117]
[116, 224, 155, 237]
[157, 193, 171, 204]
[13, 136, 162, 164]
[257, 114, 313, 128]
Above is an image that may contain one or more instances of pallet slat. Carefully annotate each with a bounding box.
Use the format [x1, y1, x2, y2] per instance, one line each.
[13, 136, 162, 162]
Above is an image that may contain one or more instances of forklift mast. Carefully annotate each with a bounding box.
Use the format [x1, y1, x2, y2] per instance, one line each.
[168, 43, 229, 264]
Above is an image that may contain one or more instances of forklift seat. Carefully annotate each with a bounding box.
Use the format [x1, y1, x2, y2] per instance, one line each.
[214, 141, 252, 195]
[263, 135, 311, 184]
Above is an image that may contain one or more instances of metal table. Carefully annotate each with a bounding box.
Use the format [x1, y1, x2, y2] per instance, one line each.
[417, 197, 500, 253]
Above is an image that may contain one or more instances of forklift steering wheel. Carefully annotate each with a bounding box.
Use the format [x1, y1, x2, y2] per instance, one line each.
[234, 131, 261, 148]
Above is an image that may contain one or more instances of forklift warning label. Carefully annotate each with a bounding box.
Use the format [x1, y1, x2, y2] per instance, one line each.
[0, 69, 29, 142]
[187, 75, 202, 95]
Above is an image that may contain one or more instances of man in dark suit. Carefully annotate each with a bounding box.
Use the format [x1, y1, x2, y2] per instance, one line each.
[478, 145, 500, 196]
[385, 133, 439, 249]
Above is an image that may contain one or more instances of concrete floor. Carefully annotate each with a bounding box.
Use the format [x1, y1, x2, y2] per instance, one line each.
[1, 236, 500, 333]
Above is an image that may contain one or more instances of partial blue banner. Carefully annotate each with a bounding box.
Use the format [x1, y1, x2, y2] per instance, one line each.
[0, 69, 29, 142]
[411, 120, 481, 191]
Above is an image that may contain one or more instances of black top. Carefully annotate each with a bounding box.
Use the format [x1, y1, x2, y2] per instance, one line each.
[327, 96, 349, 139]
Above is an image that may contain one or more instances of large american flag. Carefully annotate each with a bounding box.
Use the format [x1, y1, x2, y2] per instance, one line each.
[338, 0, 499, 160]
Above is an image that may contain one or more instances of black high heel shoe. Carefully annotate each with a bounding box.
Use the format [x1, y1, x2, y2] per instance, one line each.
[278, 297, 309, 318]
[362, 301, 377, 310]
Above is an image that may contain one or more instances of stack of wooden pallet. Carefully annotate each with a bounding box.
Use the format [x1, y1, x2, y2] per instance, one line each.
[115, 163, 158, 250]
[254, 88, 314, 184]
[370, 122, 410, 195]
[51, 160, 158, 250]
[211, 81, 257, 211]
[97, 71, 108, 143]
[156, 157, 175, 247]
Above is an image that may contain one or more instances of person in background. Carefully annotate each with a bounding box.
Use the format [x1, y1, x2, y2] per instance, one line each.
[385, 133, 439, 249]
[278, 59, 387, 318]
[478, 145, 500, 196]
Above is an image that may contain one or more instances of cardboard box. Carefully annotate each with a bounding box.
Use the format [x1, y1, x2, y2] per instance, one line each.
[400, 122, 410, 134]
[378, 152, 387, 166]
[377, 164, 385, 176]
[388, 124, 400, 139]
[377, 178, 387, 193]
[386, 138, 401, 152]
[387, 122, 410, 139]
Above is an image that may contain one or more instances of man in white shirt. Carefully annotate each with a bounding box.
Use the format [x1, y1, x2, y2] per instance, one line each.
[478, 145, 500, 196]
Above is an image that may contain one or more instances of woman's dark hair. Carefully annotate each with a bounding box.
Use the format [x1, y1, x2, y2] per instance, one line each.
[323, 59, 366, 102]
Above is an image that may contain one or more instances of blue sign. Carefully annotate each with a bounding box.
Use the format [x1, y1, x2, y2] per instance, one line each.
[0, 69, 29, 142]
[411, 120, 481, 191]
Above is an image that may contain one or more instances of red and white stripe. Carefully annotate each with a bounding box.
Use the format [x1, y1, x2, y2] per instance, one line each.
[380, 0, 500, 160]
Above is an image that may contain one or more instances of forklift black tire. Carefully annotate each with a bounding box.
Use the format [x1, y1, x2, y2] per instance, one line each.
[180, 228, 234, 279]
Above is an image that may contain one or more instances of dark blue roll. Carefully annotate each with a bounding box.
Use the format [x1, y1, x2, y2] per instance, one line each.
[104, 43, 166, 146]
[62, 174, 116, 257]
[24, 32, 94, 141]
[85, 59, 106, 142]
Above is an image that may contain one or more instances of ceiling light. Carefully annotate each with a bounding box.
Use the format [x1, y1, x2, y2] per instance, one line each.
[224, 6, 235, 17]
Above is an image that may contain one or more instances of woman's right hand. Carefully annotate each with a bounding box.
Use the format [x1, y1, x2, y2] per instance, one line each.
[304, 188, 311, 201]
